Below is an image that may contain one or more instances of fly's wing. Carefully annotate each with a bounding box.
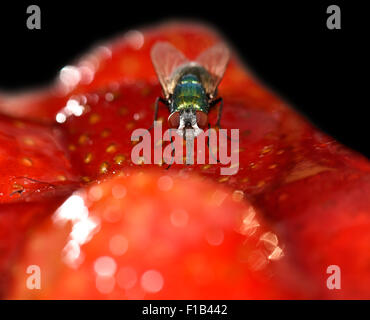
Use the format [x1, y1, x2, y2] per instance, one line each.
[151, 42, 190, 98]
[195, 43, 230, 98]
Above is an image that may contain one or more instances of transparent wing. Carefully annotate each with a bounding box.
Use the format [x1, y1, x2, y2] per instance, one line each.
[151, 42, 189, 98]
[195, 43, 230, 97]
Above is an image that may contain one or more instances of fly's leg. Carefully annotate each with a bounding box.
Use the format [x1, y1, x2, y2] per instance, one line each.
[132, 96, 168, 141]
[148, 96, 168, 132]
[209, 97, 223, 129]
[210, 97, 239, 142]
[166, 129, 176, 170]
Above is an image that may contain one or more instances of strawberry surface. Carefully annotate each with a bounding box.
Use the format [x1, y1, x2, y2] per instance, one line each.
[0, 22, 369, 299]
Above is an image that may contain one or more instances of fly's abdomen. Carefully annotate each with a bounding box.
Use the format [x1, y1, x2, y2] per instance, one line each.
[171, 74, 208, 113]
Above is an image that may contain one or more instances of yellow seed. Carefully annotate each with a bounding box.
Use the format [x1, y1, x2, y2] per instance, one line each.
[250, 163, 257, 169]
[218, 177, 230, 183]
[203, 164, 211, 170]
[241, 177, 249, 183]
[126, 122, 135, 130]
[141, 87, 151, 96]
[100, 129, 111, 138]
[269, 164, 277, 169]
[13, 120, 25, 128]
[279, 193, 288, 201]
[157, 117, 164, 123]
[23, 137, 35, 146]
[119, 107, 128, 116]
[106, 143, 117, 153]
[89, 113, 101, 124]
[257, 180, 266, 188]
[277, 149, 285, 155]
[68, 144, 76, 151]
[21, 157, 33, 167]
[12, 183, 24, 192]
[261, 145, 273, 154]
[114, 154, 125, 165]
[84, 152, 93, 164]
[100, 161, 109, 174]
[78, 134, 89, 145]
[57, 175, 67, 181]
[116, 170, 125, 177]
[105, 92, 116, 102]
[81, 176, 91, 183]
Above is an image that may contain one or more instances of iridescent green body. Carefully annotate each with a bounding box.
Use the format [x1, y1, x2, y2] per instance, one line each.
[170, 74, 209, 114]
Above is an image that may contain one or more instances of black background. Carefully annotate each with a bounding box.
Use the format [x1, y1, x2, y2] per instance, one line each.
[0, 1, 367, 156]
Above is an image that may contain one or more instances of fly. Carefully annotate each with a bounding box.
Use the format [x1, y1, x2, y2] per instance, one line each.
[150, 41, 230, 138]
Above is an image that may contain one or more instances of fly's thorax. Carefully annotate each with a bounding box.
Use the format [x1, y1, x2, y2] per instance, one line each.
[167, 74, 210, 137]
[170, 74, 209, 114]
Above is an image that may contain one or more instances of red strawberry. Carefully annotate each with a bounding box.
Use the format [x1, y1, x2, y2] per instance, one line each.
[0, 114, 79, 204]
[9, 171, 303, 299]
[0, 22, 369, 299]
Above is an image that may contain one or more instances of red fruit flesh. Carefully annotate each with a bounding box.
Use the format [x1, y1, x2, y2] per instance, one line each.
[0, 22, 369, 299]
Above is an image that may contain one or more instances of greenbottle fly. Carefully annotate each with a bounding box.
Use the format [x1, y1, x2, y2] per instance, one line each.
[150, 41, 230, 138]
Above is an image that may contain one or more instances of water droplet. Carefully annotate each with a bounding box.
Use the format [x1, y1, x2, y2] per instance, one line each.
[116, 267, 137, 290]
[105, 92, 115, 102]
[125, 30, 144, 50]
[109, 235, 128, 256]
[88, 185, 103, 202]
[170, 209, 188, 227]
[268, 246, 284, 261]
[56, 113, 67, 123]
[96, 275, 115, 294]
[114, 154, 125, 165]
[112, 185, 127, 199]
[260, 232, 279, 250]
[157, 176, 173, 191]
[84, 152, 93, 164]
[100, 162, 109, 174]
[140, 270, 164, 293]
[205, 229, 224, 246]
[60, 66, 81, 89]
[94, 256, 117, 277]
[232, 190, 244, 202]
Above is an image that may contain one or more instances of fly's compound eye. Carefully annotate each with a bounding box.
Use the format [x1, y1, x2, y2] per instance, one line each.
[196, 111, 208, 128]
[168, 111, 180, 128]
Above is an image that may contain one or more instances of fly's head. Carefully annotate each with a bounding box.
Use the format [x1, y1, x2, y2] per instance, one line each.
[168, 108, 208, 139]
